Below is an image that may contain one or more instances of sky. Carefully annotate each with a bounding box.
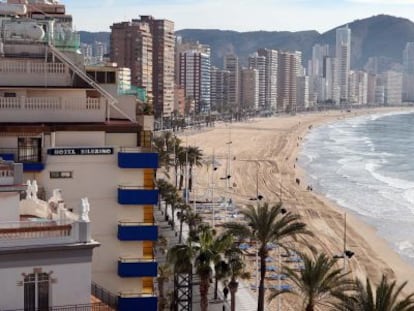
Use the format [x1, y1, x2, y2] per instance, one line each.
[64, 0, 414, 33]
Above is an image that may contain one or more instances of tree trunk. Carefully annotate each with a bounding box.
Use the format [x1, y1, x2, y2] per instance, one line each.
[257, 249, 267, 311]
[174, 163, 179, 188]
[229, 280, 238, 311]
[179, 171, 184, 190]
[158, 278, 165, 310]
[164, 203, 169, 221]
[179, 219, 184, 244]
[189, 166, 193, 191]
[306, 304, 314, 311]
[214, 276, 218, 300]
[171, 204, 176, 228]
[199, 275, 210, 311]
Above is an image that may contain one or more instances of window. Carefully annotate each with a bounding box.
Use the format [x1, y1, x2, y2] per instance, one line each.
[24, 272, 50, 311]
[18, 138, 42, 163]
[50, 171, 73, 179]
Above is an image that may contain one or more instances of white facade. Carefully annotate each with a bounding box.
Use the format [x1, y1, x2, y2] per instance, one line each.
[403, 42, 414, 102]
[258, 48, 278, 111]
[336, 26, 351, 102]
[382, 70, 403, 106]
[241, 68, 259, 110]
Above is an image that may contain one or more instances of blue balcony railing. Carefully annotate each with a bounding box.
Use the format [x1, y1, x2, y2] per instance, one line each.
[118, 293, 157, 311]
[117, 258, 158, 278]
[118, 148, 159, 169]
[118, 222, 158, 241]
[0, 148, 44, 172]
[118, 186, 159, 205]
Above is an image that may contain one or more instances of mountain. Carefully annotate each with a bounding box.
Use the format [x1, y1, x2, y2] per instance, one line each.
[79, 31, 110, 45]
[79, 15, 414, 69]
[176, 15, 414, 68]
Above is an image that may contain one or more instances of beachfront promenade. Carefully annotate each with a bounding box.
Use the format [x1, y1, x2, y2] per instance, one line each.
[156, 201, 261, 311]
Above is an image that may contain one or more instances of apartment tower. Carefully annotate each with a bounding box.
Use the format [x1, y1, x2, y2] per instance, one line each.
[257, 49, 278, 111]
[335, 26, 351, 103]
[110, 21, 153, 105]
[111, 16, 175, 118]
[277, 51, 299, 112]
[179, 50, 211, 113]
[248, 53, 266, 109]
[224, 54, 240, 116]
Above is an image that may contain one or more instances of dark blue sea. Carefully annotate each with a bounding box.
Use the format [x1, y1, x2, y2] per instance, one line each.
[299, 111, 414, 264]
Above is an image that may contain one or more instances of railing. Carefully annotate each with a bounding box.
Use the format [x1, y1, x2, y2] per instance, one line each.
[119, 257, 156, 263]
[91, 282, 118, 309]
[119, 147, 153, 153]
[118, 86, 147, 103]
[0, 60, 66, 74]
[118, 185, 157, 190]
[119, 221, 156, 226]
[118, 292, 156, 298]
[3, 303, 113, 311]
[0, 97, 102, 111]
[0, 220, 73, 240]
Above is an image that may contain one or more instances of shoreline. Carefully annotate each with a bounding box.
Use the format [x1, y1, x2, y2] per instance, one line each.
[182, 106, 414, 306]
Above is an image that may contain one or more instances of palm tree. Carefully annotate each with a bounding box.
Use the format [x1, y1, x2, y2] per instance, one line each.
[213, 260, 230, 300]
[225, 202, 311, 311]
[176, 202, 191, 243]
[164, 188, 181, 228]
[156, 179, 174, 212]
[168, 226, 233, 311]
[157, 264, 172, 311]
[338, 275, 414, 311]
[186, 146, 203, 191]
[195, 227, 233, 311]
[224, 245, 250, 311]
[268, 252, 353, 311]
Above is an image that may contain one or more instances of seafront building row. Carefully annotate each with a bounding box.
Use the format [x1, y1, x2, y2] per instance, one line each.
[101, 19, 412, 123]
[0, 1, 159, 310]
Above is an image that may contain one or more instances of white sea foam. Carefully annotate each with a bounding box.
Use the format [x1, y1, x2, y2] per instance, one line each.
[366, 162, 414, 190]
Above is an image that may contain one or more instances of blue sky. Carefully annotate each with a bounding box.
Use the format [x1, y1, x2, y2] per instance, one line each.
[64, 0, 414, 32]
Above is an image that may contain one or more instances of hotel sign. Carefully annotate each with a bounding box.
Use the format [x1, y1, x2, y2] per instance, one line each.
[47, 147, 114, 156]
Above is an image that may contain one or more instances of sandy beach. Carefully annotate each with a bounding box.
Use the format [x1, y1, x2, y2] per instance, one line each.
[180, 107, 414, 309]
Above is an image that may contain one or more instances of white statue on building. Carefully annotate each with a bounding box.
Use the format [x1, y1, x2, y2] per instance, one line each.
[26, 180, 32, 200]
[79, 198, 90, 222]
[32, 180, 38, 202]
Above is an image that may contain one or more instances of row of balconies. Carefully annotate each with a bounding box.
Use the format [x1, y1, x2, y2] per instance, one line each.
[0, 148, 159, 172]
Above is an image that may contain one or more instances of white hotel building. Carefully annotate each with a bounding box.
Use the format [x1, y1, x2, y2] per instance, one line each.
[0, 1, 159, 310]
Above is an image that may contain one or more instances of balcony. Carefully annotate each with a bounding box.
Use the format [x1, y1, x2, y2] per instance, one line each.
[118, 293, 157, 311]
[117, 186, 158, 205]
[118, 222, 158, 241]
[0, 60, 71, 87]
[0, 148, 44, 172]
[117, 258, 158, 278]
[118, 148, 158, 169]
[0, 149, 45, 172]
[0, 97, 106, 123]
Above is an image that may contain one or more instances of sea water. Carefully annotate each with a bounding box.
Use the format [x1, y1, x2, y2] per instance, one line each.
[299, 110, 414, 264]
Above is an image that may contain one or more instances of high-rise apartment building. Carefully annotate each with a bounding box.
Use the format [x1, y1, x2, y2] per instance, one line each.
[349, 70, 368, 105]
[277, 51, 299, 112]
[309, 44, 330, 103]
[296, 75, 310, 110]
[110, 20, 153, 105]
[325, 57, 340, 104]
[179, 50, 211, 113]
[258, 49, 278, 111]
[248, 53, 266, 109]
[403, 42, 414, 102]
[175, 38, 210, 84]
[241, 68, 259, 111]
[382, 70, 403, 105]
[336, 26, 351, 103]
[111, 16, 175, 118]
[224, 54, 240, 115]
[210, 66, 230, 113]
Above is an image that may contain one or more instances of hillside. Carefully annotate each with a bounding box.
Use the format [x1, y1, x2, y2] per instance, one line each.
[80, 15, 414, 69]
